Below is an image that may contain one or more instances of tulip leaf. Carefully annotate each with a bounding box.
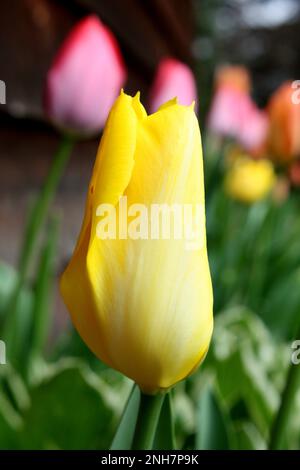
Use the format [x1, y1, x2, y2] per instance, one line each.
[0, 262, 17, 317]
[211, 307, 281, 436]
[0, 402, 20, 449]
[153, 392, 176, 450]
[19, 361, 117, 449]
[0, 262, 33, 327]
[235, 422, 266, 450]
[196, 384, 233, 450]
[110, 384, 140, 450]
[0, 262, 33, 374]
[0, 364, 30, 449]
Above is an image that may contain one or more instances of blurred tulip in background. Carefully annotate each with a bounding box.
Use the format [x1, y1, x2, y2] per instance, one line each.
[44, 15, 127, 135]
[238, 103, 269, 155]
[267, 82, 300, 163]
[225, 156, 275, 204]
[149, 58, 198, 113]
[215, 65, 251, 93]
[208, 65, 268, 154]
[208, 65, 251, 139]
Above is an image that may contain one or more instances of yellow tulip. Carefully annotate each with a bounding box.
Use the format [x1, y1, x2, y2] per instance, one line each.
[60, 91, 213, 394]
[225, 156, 275, 204]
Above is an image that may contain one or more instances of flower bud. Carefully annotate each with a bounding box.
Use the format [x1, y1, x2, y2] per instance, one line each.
[60, 91, 213, 393]
[225, 156, 275, 204]
[208, 65, 268, 155]
[267, 82, 300, 162]
[149, 58, 197, 113]
[44, 15, 127, 135]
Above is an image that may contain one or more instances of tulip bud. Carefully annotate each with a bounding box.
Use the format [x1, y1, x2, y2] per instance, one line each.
[208, 65, 268, 155]
[267, 82, 300, 162]
[44, 15, 126, 135]
[225, 156, 275, 204]
[208, 86, 245, 139]
[60, 91, 213, 393]
[215, 65, 251, 94]
[149, 58, 198, 113]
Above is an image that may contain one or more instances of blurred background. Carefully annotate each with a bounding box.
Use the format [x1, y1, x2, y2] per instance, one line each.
[0, 0, 300, 450]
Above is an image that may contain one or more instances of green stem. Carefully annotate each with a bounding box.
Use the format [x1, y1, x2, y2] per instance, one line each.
[4, 135, 74, 362]
[26, 216, 60, 378]
[131, 391, 165, 450]
[19, 135, 73, 275]
[269, 342, 300, 449]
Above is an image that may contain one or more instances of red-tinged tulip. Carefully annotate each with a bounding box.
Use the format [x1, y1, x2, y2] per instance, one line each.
[149, 58, 197, 113]
[208, 65, 268, 154]
[208, 86, 249, 140]
[289, 160, 300, 187]
[267, 82, 300, 162]
[44, 15, 127, 135]
[208, 66, 251, 140]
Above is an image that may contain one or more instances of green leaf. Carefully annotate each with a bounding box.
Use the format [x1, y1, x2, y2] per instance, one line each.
[0, 403, 20, 449]
[235, 422, 266, 450]
[0, 262, 33, 327]
[0, 364, 30, 414]
[19, 360, 117, 449]
[196, 384, 232, 450]
[110, 384, 140, 450]
[212, 307, 281, 435]
[0, 364, 30, 449]
[153, 392, 176, 450]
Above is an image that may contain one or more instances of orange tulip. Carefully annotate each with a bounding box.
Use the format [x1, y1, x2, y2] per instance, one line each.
[267, 82, 300, 162]
[215, 65, 251, 94]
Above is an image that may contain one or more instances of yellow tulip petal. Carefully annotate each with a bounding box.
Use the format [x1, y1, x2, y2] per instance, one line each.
[61, 91, 140, 367]
[156, 96, 178, 111]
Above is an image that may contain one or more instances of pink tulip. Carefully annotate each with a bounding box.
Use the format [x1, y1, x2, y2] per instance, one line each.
[239, 101, 269, 153]
[149, 58, 198, 113]
[208, 65, 268, 153]
[208, 86, 249, 139]
[44, 15, 127, 135]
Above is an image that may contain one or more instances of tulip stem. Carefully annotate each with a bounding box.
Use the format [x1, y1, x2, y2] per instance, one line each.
[269, 339, 300, 449]
[4, 135, 74, 366]
[131, 391, 165, 450]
